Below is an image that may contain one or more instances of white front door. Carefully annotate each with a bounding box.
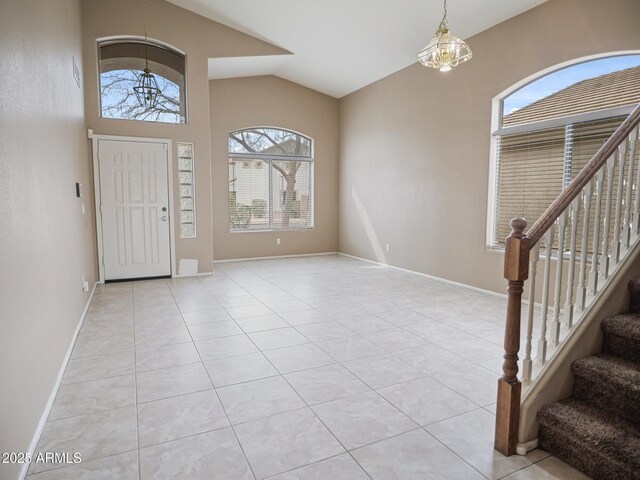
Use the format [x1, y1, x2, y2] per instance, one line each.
[98, 139, 171, 280]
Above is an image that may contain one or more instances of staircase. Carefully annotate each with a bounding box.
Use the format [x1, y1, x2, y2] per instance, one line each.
[536, 280, 640, 480]
[494, 104, 640, 458]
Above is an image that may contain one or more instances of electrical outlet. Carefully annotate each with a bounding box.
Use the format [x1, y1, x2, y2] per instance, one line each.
[276, 238, 281, 245]
[386, 244, 390, 252]
[82, 276, 89, 292]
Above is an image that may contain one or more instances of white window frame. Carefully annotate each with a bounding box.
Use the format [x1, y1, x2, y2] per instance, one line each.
[177, 142, 196, 238]
[486, 51, 640, 251]
[228, 127, 314, 233]
[96, 36, 189, 125]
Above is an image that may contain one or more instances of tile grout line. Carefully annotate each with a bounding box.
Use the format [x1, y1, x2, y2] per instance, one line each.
[54, 258, 545, 479]
[177, 274, 260, 480]
[206, 274, 376, 479]
[130, 283, 142, 480]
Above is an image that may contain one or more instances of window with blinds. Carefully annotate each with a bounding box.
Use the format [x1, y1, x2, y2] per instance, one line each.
[491, 56, 640, 249]
[228, 128, 313, 231]
[494, 128, 565, 245]
[492, 116, 628, 249]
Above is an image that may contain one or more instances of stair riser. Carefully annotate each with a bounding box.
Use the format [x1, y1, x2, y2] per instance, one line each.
[603, 333, 640, 363]
[538, 425, 640, 480]
[573, 374, 640, 426]
[628, 281, 640, 314]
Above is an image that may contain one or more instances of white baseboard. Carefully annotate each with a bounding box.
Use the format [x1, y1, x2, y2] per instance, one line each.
[173, 271, 214, 278]
[18, 282, 98, 480]
[516, 439, 538, 455]
[337, 252, 508, 299]
[213, 251, 338, 264]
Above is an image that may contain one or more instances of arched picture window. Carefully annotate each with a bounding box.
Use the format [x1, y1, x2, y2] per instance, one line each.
[228, 128, 313, 231]
[488, 54, 640, 249]
[98, 41, 186, 124]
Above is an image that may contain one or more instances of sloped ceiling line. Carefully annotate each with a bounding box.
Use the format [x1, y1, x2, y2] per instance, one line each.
[169, 0, 547, 98]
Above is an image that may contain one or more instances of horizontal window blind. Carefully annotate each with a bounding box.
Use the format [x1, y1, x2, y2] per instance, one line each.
[569, 117, 627, 254]
[228, 158, 313, 231]
[493, 116, 639, 253]
[494, 127, 565, 245]
[272, 160, 312, 230]
[229, 158, 270, 230]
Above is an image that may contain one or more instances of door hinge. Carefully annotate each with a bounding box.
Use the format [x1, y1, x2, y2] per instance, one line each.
[101, 257, 105, 265]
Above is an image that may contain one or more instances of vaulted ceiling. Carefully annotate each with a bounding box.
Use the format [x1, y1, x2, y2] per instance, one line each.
[168, 0, 547, 98]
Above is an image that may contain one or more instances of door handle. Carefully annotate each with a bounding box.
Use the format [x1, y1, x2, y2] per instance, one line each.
[161, 216, 168, 221]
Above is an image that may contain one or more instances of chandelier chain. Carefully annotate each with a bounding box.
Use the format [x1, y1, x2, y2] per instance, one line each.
[143, 0, 149, 70]
[133, 0, 160, 108]
[440, 0, 449, 31]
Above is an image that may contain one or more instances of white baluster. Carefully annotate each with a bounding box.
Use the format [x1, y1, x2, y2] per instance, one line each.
[630, 126, 640, 238]
[611, 141, 627, 264]
[551, 211, 568, 346]
[523, 243, 540, 384]
[538, 225, 555, 365]
[599, 155, 617, 280]
[623, 128, 637, 249]
[577, 180, 593, 310]
[590, 168, 605, 294]
[563, 198, 580, 329]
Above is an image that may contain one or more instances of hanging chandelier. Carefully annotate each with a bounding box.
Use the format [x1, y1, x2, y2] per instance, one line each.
[417, 0, 472, 72]
[133, 0, 160, 107]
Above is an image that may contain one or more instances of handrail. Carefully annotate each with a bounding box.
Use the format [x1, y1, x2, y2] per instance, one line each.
[494, 102, 640, 457]
[527, 104, 640, 246]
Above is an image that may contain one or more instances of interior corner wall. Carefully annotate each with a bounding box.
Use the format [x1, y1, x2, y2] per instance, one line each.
[80, 0, 286, 274]
[0, 1, 96, 479]
[337, 0, 640, 294]
[209, 76, 339, 260]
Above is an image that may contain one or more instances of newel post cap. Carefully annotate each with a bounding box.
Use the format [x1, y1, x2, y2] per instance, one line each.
[504, 218, 529, 282]
[510, 218, 527, 238]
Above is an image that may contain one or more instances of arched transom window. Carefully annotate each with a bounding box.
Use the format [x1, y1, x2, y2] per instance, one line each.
[228, 128, 313, 231]
[98, 40, 186, 124]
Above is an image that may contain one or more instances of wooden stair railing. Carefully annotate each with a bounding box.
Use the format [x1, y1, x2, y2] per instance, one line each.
[494, 103, 640, 456]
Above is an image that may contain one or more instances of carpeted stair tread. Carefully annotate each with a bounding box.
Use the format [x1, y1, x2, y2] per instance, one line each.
[573, 355, 640, 388]
[602, 314, 640, 362]
[572, 355, 640, 425]
[601, 313, 640, 340]
[537, 398, 640, 480]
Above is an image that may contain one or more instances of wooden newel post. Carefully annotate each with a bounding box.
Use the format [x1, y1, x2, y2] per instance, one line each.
[495, 218, 529, 456]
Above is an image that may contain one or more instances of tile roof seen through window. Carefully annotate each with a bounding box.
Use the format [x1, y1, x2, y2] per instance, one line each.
[503, 66, 640, 127]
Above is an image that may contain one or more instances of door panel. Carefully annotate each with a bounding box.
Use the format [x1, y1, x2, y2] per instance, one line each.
[99, 139, 171, 280]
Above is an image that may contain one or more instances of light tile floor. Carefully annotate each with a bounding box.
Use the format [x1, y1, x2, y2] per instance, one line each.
[27, 255, 590, 479]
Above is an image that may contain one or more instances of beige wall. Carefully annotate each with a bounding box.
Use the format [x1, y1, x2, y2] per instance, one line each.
[81, 0, 286, 274]
[209, 76, 339, 260]
[0, 1, 96, 478]
[338, 0, 640, 294]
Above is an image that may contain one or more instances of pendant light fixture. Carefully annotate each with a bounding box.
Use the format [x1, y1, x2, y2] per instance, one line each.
[133, 0, 160, 107]
[417, 0, 472, 72]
